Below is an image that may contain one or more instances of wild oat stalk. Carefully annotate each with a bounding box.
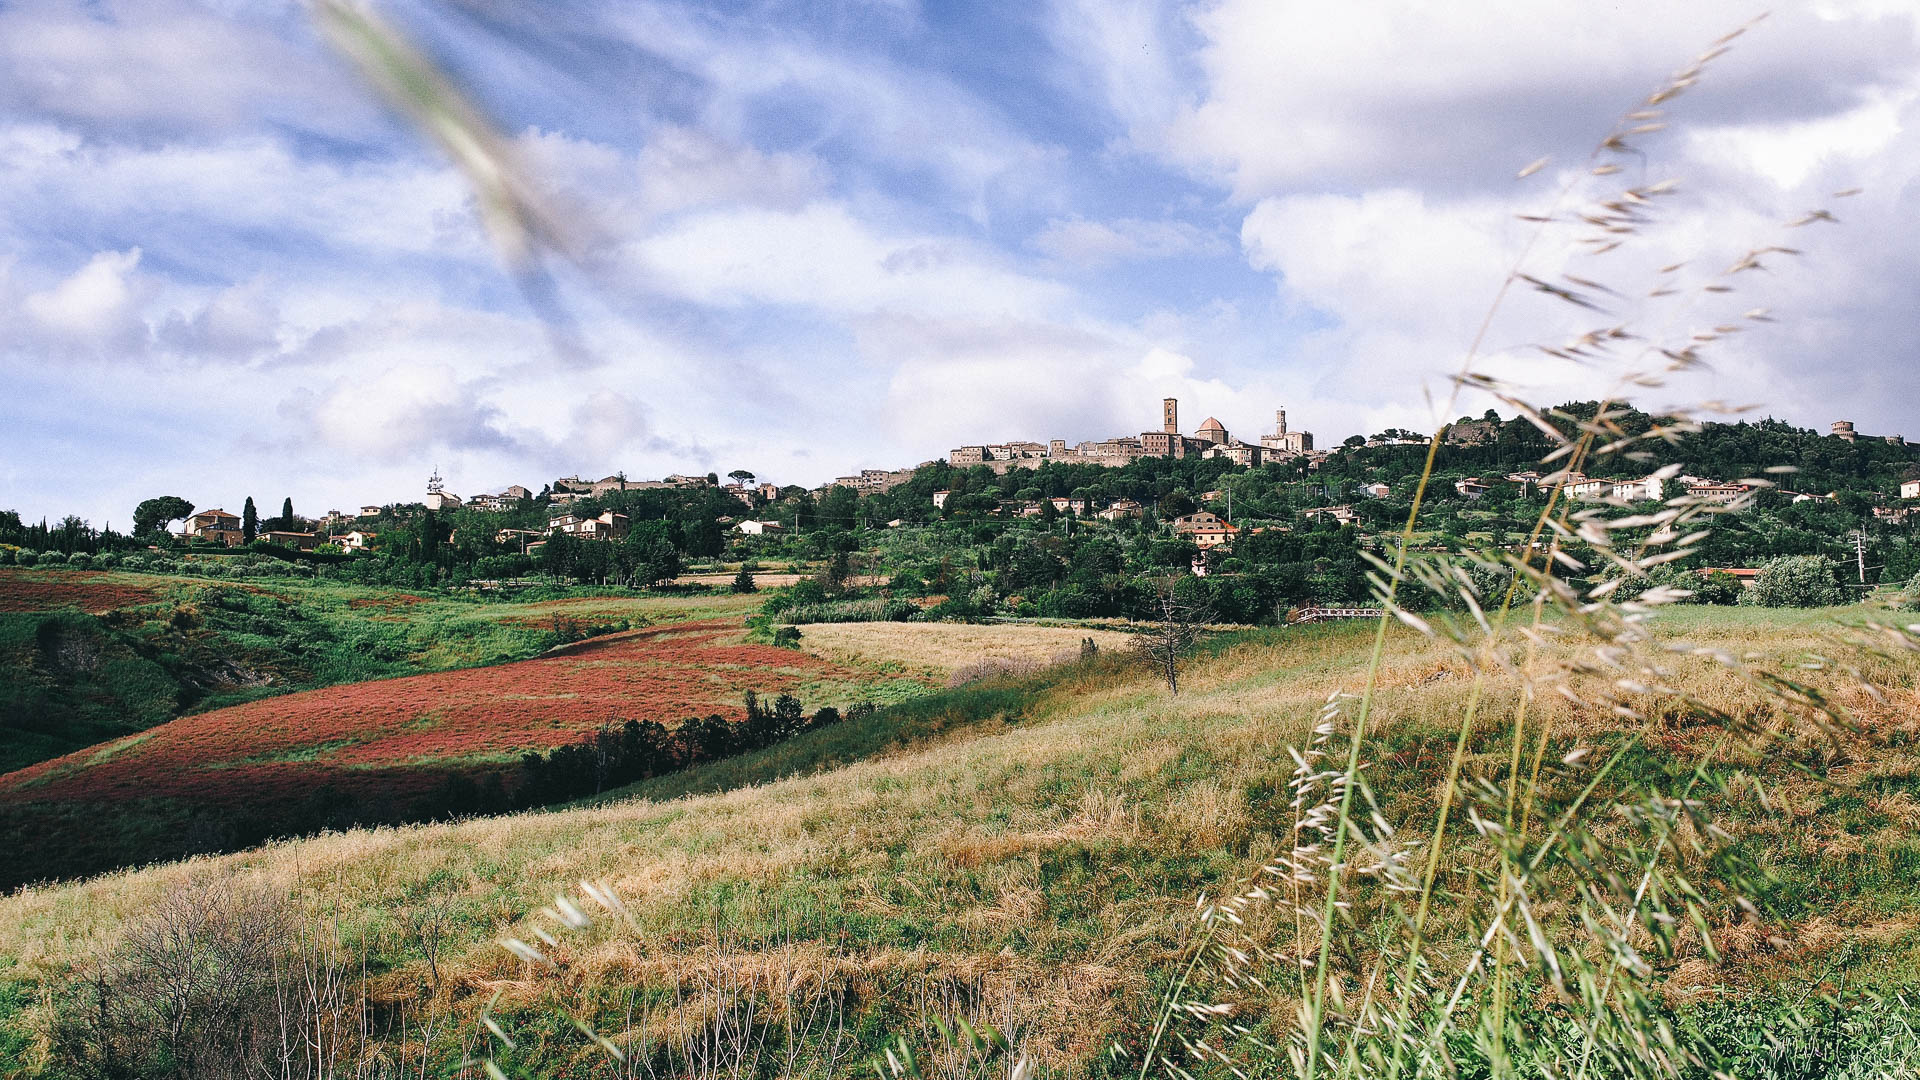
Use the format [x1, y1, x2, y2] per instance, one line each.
[1138, 17, 1893, 1080]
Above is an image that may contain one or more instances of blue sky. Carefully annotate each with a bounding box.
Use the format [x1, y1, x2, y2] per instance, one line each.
[4, 0, 1919, 525]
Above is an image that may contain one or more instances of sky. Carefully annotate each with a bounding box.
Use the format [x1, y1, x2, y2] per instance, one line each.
[3, 0, 1919, 526]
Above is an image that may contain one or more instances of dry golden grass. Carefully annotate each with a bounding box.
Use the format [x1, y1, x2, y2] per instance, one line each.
[794, 621, 1135, 678]
[3, 608, 1917, 1074]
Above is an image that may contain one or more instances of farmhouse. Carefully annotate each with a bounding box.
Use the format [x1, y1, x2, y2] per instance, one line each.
[548, 510, 630, 541]
[1902, 479, 1920, 500]
[329, 530, 375, 552]
[1686, 482, 1754, 506]
[735, 520, 784, 536]
[1172, 512, 1227, 533]
[1454, 478, 1493, 499]
[1304, 505, 1359, 526]
[184, 509, 244, 547]
[264, 530, 319, 551]
[1186, 522, 1239, 550]
[469, 485, 531, 511]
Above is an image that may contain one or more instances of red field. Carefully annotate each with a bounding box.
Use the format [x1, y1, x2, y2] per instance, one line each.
[0, 620, 856, 808]
[0, 569, 159, 613]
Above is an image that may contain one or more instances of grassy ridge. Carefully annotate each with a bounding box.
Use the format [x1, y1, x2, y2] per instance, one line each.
[4, 609, 1918, 1077]
[0, 571, 764, 775]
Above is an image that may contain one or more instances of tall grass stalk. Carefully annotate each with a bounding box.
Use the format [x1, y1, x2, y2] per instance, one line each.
[1138, 17, 1902, 1080]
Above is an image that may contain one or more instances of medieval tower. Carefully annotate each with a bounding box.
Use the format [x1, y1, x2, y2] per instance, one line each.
[1163, 397, 1179, 434]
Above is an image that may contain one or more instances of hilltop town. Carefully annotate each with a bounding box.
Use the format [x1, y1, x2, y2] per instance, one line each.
[147, 399, 1920, 563]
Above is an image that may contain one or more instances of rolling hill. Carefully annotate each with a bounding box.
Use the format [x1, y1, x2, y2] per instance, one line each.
[4, 608, 1918, 1078]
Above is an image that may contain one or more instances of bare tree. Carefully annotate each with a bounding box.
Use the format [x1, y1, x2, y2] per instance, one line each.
[1133, 573, 1211, 695]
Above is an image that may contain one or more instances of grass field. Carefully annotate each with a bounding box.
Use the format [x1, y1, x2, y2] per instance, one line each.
[4, 606, 1917, 1077]
[794, 621, 1136, 680]
[0, 569, 768, 776]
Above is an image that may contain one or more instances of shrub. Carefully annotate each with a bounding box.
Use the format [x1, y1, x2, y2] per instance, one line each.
[15, 550, 37, 567]
[771, 625, 803, 648]
[1694, 569, 1744, 605]
[779, 597, 915, 624]
[93, 552, 119, 569]
[0, 547, 14, 565]
[1742, 555, 1847, 608]
[50, 876, 299, 1078]
[67, 552, 92, 570]
[948, 655, 1041, 687]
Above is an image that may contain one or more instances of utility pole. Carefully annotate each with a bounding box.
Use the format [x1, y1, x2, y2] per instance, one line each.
[1853, 528, 1869, 584]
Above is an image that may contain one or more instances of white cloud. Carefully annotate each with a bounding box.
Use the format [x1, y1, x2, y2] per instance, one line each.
[1032, 216, 1227, 266]
[0, 0, 376, 139]
[20, 248, 149, 353]
[607, 2, 1068, 221]
[1137, 1, 1920, 199]
[632, 201, 1069, 319]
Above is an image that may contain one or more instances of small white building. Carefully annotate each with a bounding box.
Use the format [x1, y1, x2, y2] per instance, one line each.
[932, 490, 951, 509]
[1902, 479, 1920, 500]
[1609, 476, 1665, 502]
[1359, 482, 1391, 499]
[735, 520, 784, 536]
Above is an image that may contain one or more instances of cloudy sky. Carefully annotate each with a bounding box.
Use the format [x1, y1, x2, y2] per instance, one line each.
[4, 0, 1918, 525]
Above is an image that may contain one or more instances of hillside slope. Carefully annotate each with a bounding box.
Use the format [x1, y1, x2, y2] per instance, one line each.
[3, 610, 1917, 1077]
[0, 568, 709, 775]
[0, 615, 912, 888]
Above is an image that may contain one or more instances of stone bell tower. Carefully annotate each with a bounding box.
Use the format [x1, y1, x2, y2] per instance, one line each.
[1163, 397, 1179, 434]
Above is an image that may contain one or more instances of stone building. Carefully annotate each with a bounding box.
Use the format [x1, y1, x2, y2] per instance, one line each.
[1258, 407, 1314, 454]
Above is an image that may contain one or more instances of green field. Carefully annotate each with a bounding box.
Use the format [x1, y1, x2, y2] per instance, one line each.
[4, 605, 1918, 1078]
[0, 568, 763, 774]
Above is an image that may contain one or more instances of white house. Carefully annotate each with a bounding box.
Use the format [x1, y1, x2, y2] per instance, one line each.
[1359, 482, 1390, 499]
[932, 490, 951, 509]
[1454, 478, 1492, 499]
[1902, 479, 1920, 500]
[1609, 476, 1665, 502]
[735, 520, 784, 535]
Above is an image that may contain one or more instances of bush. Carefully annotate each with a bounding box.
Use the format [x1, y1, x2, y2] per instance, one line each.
[1693, 569, 1744, 606]
[67, 552, 92, 570]
[0, 547, 13, 565]
[771, 625, 803, 648]
[779, 597, 916, 624]
[15, 550, 37, 567]
[50, 876, 300, 1078]
[93, 552, 119, 569]
[1742, 555, 1847, 608]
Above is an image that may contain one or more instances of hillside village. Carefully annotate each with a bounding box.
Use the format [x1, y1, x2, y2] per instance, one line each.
[163, 399, 1920, 564]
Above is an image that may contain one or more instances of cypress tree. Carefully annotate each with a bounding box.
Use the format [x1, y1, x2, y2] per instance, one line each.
[241, 497, 258, 543]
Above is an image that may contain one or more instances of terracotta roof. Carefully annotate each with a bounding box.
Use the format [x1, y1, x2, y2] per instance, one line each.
[1198, 417, 1226, 430]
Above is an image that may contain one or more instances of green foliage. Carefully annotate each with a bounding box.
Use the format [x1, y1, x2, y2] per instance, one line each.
[731, 566, 757, 593]
[1743, 555, 1849, 608]
[132, 495, 194, 537]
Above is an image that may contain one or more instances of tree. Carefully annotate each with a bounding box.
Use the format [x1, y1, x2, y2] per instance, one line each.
[132, 496, 194, 537]
[728, 469, 756, 487]
[731, 566, 757, 593]
[1743, 555, 1847, 608]
[643, 539, 681, 586]
[1133, 573, 1212, 694]
[278, 497, 294, 531]
[241, 497, 258, 544]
